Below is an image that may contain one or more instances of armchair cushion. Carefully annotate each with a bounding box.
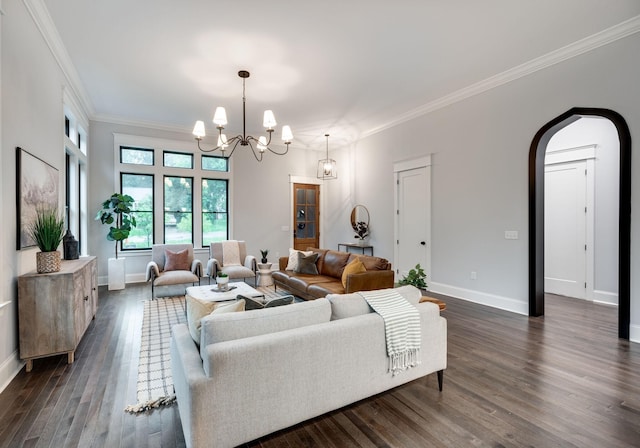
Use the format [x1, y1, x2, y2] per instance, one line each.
[165, 248, 191, 271]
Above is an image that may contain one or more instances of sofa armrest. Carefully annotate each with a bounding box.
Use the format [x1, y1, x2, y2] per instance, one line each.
[206, 258, 220, 277]
[145, 261, 159, 282]
[278, 256, 289, 270]
[244, 255, 257, 272]
[345, 270, 395, 293]
[191, 259, 203, 277]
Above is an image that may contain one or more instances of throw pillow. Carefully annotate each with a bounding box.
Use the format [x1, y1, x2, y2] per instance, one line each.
[295, 252, 319, 274]
[341, 257, 366, 287]
[285, 248, 313, 271]
[164, 248, 190, 271]
[186, 296, 246, 345]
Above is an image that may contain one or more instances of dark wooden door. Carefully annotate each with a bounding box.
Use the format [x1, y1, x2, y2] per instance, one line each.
[293, 183, 320, 250]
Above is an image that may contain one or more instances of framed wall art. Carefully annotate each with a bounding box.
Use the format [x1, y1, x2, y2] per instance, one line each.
[16, 147, 60, 249]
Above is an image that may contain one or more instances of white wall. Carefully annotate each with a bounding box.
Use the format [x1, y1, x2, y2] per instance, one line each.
[345, 34, 640, 341]
[0, 0, 75, 389]
[88, 120, 318, 284]
[546, 117, 619, 303]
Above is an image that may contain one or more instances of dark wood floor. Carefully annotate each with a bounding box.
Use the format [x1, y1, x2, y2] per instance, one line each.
[1, 284, 639, 448]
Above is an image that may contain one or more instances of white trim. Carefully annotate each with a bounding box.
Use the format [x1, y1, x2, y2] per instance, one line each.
[363, 15, 640, 138]
[0, 301, 11, 310]
[545, 144, 596, 165]
[630, 324, 640, 344]
[0, 351, 23, 395]
[23, 0, 94, 119]
[429, 282, 529, 316]
[593, 290, 618, 306]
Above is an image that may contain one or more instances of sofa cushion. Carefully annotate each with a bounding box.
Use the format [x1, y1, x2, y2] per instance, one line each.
[285, 249, 313, 271]
[164, 248, 191, 271]
[349, 253, 391, 271]
[200, 298, 331, 348]
[341, 257, 366, 287]
[295, 252, 319, 274]
[327, 285, 422, 320]
[320, 250, 351, 278]
[186, 295, 246, 344]
[307, 281, 345, 298]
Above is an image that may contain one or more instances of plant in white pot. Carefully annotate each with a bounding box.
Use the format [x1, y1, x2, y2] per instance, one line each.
[216, 272, 229, 291]
[96, 193, 137, 290]
[28, 206, 65, 273]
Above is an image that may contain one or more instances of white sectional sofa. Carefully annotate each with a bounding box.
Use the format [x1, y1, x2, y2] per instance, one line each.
[170, 285, 447, 448]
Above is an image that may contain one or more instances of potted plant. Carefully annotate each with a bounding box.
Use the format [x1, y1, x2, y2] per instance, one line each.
[96, 193, 137, 290]
[354, 221, 369, 242]
[398, 263, 427, 291]
[28, 206, 65, 273]
[260, 249, 269, 264]
[216, 271, 229, 291]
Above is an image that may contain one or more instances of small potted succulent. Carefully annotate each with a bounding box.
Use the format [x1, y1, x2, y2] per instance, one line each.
[260, 249, 269, 264]
[216, 271, 229, 290]
[28, 206, 65, 273]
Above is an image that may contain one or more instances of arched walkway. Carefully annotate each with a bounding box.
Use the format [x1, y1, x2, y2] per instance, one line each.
[528, 107, 631, 339]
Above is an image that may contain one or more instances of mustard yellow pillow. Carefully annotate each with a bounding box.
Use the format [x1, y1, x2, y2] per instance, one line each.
[186, 296, 246, 344]
[341, 257, 366, 288]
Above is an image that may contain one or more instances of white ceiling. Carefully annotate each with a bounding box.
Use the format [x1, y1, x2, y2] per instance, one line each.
[42, 0, 640, 149]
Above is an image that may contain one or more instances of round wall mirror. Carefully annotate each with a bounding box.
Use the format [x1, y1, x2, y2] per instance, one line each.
[350, 205, 370, 239]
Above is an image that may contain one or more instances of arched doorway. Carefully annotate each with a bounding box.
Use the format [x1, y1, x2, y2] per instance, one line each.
[528, 107, 631, 339]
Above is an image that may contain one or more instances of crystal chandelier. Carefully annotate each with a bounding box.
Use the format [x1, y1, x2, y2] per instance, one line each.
[317, 133, 337, 180]
[192, 70, 293, 161]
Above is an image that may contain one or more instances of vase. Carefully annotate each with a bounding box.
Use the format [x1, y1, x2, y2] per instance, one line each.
[36, 251, 61, 274]
[217, 276, 229, 291]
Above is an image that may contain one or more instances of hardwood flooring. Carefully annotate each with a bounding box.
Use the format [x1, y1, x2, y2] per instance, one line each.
[1, 285, 639, 447]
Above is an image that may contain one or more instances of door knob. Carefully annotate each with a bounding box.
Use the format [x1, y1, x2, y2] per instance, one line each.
[420, 241, 426, 245]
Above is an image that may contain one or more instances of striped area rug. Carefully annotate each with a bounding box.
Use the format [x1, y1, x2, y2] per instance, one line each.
[125, 285, 293, 414]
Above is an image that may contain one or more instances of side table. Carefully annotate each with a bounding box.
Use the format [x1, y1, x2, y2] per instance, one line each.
[257, 262, 274, 287]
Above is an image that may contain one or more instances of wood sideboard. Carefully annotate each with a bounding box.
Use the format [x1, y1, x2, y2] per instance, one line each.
[18, 256, 98, 372]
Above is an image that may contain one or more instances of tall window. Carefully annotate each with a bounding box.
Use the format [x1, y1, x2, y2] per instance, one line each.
[63, 98, 89, 254]
[114, 134, 230, 248]
[164, 176, 193, 244]
[121, 173, 154, 249]
[202, 179, 228, 246]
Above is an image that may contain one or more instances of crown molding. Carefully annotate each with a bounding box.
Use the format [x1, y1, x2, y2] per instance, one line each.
[363, 14, 640, 138]
[23, 0, 94, 121]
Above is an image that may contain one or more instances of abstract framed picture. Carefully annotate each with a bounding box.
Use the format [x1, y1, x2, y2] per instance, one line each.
[16, 147, 59, 249]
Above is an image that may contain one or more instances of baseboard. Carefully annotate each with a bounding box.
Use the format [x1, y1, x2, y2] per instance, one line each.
[98, 273, 146, 287]
[0, 350, 23, 394]
[428, 282, 528, 315]
[630, 324, 640, 344]
[593, 289, 618, 306]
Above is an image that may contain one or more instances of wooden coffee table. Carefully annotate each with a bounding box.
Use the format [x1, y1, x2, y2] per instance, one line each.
[186, 282, 264, 303]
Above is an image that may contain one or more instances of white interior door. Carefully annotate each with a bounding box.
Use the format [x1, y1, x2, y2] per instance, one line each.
[544, 161, 587, 299]
[396, 165, 430, 282]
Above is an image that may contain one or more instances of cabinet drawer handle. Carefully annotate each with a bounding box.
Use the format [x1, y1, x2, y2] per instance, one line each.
[84, 296, 89, 301]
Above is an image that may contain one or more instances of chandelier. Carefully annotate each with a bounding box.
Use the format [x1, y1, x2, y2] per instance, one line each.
[317, 133, 337, 180]
[192, 70, 293, 161]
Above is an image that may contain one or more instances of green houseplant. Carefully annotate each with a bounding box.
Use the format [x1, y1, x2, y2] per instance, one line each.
[398, 263, 427, 290]
[96, 193, 137, 259]
[28, 206, 65, 273]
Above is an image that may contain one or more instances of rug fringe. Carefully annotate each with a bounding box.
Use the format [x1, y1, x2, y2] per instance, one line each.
[124, 394, 177, 414]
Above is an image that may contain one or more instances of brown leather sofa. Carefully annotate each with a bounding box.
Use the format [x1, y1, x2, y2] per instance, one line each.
[273, 248, 394, 300]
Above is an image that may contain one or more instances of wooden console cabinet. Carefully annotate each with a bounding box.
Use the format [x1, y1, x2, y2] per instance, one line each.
[18, 256, 98, 372]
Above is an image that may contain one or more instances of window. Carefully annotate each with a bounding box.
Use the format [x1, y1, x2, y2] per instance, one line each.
[202, 178, 228, 246]
[164, 176, 193, 244]
[202, 155, 228, 172]
[121, 146, 154, 165]
[122, 173, 154, 249]
[114, 134, 230, 248]
[164, 151, 193, 169]
[63, 98, 89, 254]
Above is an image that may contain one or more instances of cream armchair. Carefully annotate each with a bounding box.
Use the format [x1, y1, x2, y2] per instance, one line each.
[146, 244, 202, 298]
[206, 240, 257, 285]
